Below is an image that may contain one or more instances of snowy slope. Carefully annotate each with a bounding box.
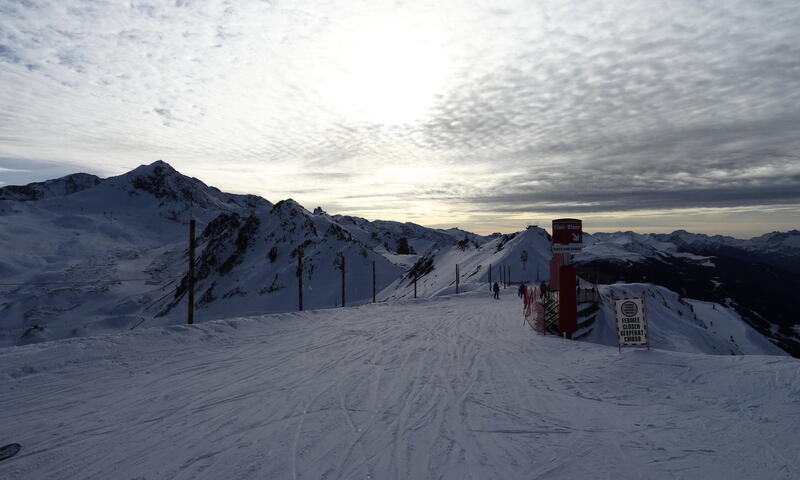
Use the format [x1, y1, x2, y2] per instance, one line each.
[154, 198, 405, 321]
[381, 226, 552, 299]
[0, 161, 273, 345]
[583, 283, 786, 356]
[573, 230, 800, 357]
[0, 293, 796, 479]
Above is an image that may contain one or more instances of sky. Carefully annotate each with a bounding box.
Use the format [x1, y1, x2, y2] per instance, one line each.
[1, 0, 799, 237]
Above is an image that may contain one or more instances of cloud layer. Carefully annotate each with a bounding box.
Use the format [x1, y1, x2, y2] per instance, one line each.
[1, 0, 799, 236]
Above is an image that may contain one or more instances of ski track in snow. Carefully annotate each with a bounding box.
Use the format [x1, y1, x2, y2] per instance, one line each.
[1, 292, 799, 479]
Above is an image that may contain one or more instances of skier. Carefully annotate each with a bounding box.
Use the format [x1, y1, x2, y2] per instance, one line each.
[492, 282, 500, 300]
[518, 283, 526, 298]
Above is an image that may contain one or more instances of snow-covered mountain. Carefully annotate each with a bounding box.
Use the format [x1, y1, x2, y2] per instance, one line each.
[0, 161, 479, 346]
[0, 161, 274, 345]
[575, 230, 800, 356]
[579, 229, 800, 272]
[156, 198, 405, 321]
[655, 229, 800, 274]
[329, 213, 487, 259]
[1, 161, 796, 358]
[577, 231, 714, 266]
[0, 172, 101, 201]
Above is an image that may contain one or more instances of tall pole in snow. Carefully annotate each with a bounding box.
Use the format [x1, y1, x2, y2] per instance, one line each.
[488, 263, 492, 289]
[296, 249, 304, 312]
[341, 255, 346, 308]
[187, 219, 195, 325]
[456, 264, 459, 294]
[372, 261, 376, 303]
[414, 276, 417, 299]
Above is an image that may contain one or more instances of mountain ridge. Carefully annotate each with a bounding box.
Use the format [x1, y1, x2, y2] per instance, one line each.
[1, 161, 797, 356]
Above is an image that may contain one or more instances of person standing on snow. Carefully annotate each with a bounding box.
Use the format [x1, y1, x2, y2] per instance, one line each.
[518, 283, 526, 298]
[493, 282, 500, 299]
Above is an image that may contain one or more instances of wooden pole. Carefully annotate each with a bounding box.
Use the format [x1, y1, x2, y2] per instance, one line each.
[488, 262, 492, 288]
[456, 264, 459, 294]
[414, 276, 417, 299]
[341, 255, 346, 308]
[187, 219, 195, 325]
[372, 261, 376, 303]
[297, 253, 304, 311]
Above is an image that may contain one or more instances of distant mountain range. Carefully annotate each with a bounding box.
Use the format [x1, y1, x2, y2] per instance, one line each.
[576, 230, 800, 356]
[1, 161, 797, 356]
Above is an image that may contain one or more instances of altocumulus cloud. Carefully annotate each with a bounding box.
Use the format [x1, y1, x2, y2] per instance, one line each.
[0, 0, 798, 235]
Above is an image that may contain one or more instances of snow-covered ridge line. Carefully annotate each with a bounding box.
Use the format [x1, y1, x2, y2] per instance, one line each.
[1, 161, 797, 354]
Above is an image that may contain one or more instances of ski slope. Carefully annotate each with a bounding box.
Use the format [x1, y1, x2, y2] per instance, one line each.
[1, 292, 798, 479]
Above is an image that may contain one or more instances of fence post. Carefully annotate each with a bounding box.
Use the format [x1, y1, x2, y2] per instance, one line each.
[341, 255, 346, 307]
[372, 261, 376, 303]
[296, 249, 304, 311]
[187, 219, 195, 325]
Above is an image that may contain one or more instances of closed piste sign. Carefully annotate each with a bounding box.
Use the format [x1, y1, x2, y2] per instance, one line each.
[615, 297, 649, 346]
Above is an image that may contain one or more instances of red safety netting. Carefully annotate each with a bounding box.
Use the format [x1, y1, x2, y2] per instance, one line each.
[523, 285, 546, 334]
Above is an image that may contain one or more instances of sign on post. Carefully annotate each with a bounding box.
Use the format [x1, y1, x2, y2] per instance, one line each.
[552, 219, 583, 253]
[614, 297, 649, 349]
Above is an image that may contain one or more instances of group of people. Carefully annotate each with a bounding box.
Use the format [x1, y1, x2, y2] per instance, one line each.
[491, 281, 547, 300]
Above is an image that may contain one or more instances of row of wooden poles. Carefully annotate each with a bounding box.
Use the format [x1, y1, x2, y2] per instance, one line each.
[186, 220, 384, 324]
[186, 220, 524, 325]
[487, 263, 515, 290]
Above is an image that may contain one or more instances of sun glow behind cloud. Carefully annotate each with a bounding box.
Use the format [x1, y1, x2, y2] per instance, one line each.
[318, 19, 451, 125]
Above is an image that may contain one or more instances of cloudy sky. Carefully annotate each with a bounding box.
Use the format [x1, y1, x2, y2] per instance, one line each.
[1, 0, 799, 236]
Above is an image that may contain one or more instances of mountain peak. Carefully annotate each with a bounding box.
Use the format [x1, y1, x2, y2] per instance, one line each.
[101, 160, 272, 216]
[272, 198, 306, 212]
[127, 160, 178, 178]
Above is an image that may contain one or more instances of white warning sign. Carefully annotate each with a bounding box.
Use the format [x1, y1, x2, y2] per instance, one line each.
[615, 297, 649, 347]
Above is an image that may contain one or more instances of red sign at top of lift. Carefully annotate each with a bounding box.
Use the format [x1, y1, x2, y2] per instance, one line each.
[552, 218, 583, 252]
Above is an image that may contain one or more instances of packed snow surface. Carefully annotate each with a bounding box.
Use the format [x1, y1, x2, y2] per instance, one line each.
[1, 292, 798, 479]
